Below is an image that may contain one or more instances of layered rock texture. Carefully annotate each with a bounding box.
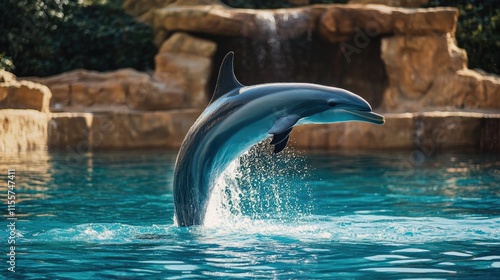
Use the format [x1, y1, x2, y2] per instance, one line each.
[1, 1, 499, 153]
[1, 70, 51, 113]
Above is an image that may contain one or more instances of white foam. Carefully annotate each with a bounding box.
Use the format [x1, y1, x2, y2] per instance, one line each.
[203, 144, 313, 231]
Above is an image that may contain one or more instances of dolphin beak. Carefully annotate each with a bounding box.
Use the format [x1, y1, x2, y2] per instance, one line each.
[332, 93, 385, 125]
[339, 109, 385, 125]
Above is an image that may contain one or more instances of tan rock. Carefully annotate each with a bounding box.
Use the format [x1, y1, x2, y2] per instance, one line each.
[0, 109, 49, 152]
[27, 68, 184, 111]
[159, 32, 217, 57]
[344, 113, 414, 149]
[349, 0, 428, 7]
[380, 32, 500, 111]
[69, 80, 127, 107]
[123, 0, 220, 25]
[304, 124, 331, 149]
[126, 79, 184, 111]
[0, 70, 16, 83]
[1, 108, 498, 152]
[49, 84, 71, 109]
[48, 112, 93, 150]
[392, 8, 457, 35]
[414, 112, 483, 150]
[156, 52, 211, 108]
[154, 4, 317, 39]
[319, 5, 394, 42]
[482, 75, 500, 109]
[155, 32, 217, 108]
[155, 5, 246, 37]
[0, 74, 52, 113]
[458, 70, 500, 109]
[291, 112, 499, 151]
[2, 1, 497, 154]
[380, 33, 468, 110]
[164, 109, 203, 148]
[319, 6, 457, 43]
[46, 109, 201, 150]
[291, 113, 414, 150]
[123, 0, 172, 25]
[90, 109, 201, 149]
[152, 3, 458, 44]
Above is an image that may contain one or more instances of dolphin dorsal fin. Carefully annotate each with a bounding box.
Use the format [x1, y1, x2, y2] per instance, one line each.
[209, 52, 244, 104]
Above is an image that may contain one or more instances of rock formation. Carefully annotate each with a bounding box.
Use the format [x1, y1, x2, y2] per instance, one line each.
[348, 0, 429, 7]
[1, 33, 213, 152]
[26, 32, 216, 112]
[148, 2, 499, 112]
[1, 70, 51, 113]
[1, 1, 499, 153]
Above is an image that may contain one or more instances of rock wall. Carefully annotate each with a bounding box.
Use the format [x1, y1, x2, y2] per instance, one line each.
[148, 2, 500, 112]
[1, 1, 499, 153]
[291, 112, 500, 151]
[1, 70, 51, 113]
[381, 30, 499, 111]
[48, 109, 201, 150]
[1, 33, 213, 153]
[0, 109, 49, 153]
[26, 32, 216, 113]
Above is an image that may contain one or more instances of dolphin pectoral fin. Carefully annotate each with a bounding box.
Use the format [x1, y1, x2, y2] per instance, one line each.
[273, 134, 290, 154]
[270, 127, 293, 145]
[269, 115, 300, 134]
[269, 126, 294, 154]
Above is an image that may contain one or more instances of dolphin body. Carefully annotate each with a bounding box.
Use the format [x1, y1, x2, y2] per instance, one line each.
[173, 52, 384, 226]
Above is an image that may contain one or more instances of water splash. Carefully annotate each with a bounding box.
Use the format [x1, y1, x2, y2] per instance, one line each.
[204, 142, 313, 228]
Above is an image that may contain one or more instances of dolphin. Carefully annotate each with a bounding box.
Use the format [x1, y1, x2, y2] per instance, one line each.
[173, 52, 384, 226]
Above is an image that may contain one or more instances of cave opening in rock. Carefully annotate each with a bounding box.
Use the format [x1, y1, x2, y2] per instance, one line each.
[205, 32, 387, 110]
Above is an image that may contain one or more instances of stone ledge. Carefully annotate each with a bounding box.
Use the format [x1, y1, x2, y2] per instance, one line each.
[0, 109, 49, 153]
[47, 109, 202, 151]
[152, 3, 457, 41]
[291, 112, 500, 151]
[0, 70, 52, 113]
[1, 109, 202, 153]
[348, 0, 428, 7]
[1, 109, 498, 152]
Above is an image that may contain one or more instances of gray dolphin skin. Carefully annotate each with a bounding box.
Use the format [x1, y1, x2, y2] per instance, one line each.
[173, 52, 385, 226]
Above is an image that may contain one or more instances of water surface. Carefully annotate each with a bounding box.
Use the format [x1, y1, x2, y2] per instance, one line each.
[1, 148, 499, 278]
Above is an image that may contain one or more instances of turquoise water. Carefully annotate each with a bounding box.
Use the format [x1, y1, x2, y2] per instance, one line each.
[1, 147, 499, 279]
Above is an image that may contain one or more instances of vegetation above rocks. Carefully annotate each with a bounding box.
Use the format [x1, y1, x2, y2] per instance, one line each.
[426, 0, 499, 74]
[0, 0, 156, 77]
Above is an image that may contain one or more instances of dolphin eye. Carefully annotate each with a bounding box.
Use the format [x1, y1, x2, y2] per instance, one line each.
[328, 101, 337, 107]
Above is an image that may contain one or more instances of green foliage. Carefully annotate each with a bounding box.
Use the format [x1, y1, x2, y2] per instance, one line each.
[0, 54, 15, 73]
[426, 0, 499, 74]
[0, 0, 156, 77]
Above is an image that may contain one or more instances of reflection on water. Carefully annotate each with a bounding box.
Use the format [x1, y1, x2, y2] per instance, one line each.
[0, 147, 499, 278]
